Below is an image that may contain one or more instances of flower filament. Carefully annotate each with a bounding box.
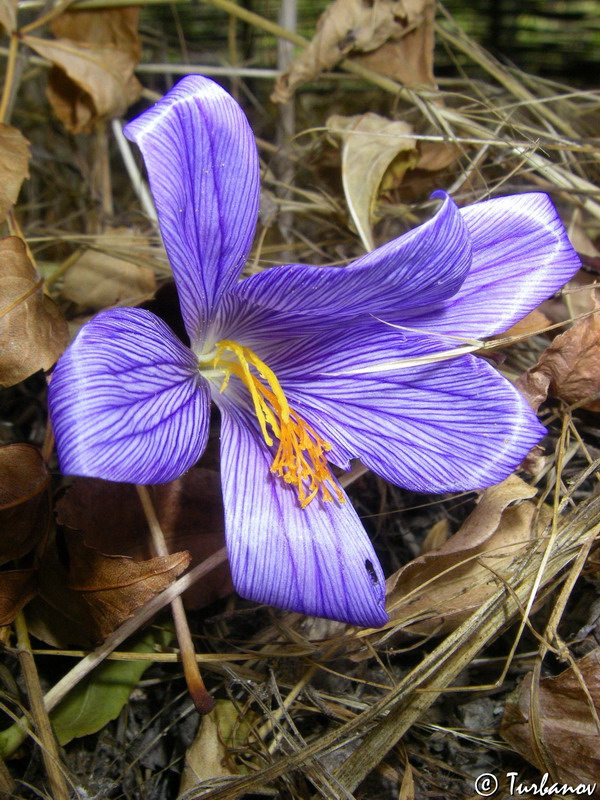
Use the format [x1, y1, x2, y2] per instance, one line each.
[208, 340, 344, 509]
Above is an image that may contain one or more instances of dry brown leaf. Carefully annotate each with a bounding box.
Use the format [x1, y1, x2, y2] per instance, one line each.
[327, 113, 459, 249]
[517, 313, 600, 413]
[61, 230, 156, 312]
[0, 0, 17, 33]
[55, 464, 231, 611]
[384, 475, 544, 637]
[50, 7, 141, 60]
[353, 0, 435, 86]
[25, 8, 141, 134]
[272, 0, 435, 103]
[27, 531, 190, 646]
[0, 444, 50, 565]
[25, 536, 96, 647]
[542, 219, 598, 322]
[564, 271, 600, 319]
[23, 35, 142, 133]
[0, 124, 30, 224]
[0, 236, 68, 387]
[327, 113, 418, 250]
[413, 141, 460, 172]
[179, 700, 255, 795]
[501, 309, 551, 340]
[420, 517, 450, 554]
[501, 648, 600, 787]
[0, 569, 38, 625]
[67, 533, 190, 641]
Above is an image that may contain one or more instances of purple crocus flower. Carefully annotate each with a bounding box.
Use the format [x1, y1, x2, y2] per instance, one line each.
[48, 76, 579, 628]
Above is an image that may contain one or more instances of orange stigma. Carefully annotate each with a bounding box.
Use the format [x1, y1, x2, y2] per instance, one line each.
[209, 340, 344, 509]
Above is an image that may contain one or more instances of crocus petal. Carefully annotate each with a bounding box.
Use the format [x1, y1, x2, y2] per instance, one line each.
[124, 76, 260, 347]
[234, 193, 471, 317]
[49, 308, 209, 484]
[266, 325, 545, 493]
[218, 401, 388, 627]
[388, 193, 580, 337]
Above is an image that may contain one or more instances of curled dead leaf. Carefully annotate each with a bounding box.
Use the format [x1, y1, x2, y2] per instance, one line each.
[327, 113, 417, 250]
[382, 475, 546, 638]
[66, 533, 190, 642]
[352, 0, 436, 87]
[23, 8, 142, 134]
[27, 531, 191, 647]
[327, 112, 459, 249]
[272, 0, 435, 103]
[0, 236, 68, 387]
[23, 35, 142, 133]
[50, 7, 141, 60]
[501, 648, 600, 787]
[517, 313, 600, 412]
[0, 443, 50, 565]
[0, 124, 30, 225]
[56, 466, 231, 611]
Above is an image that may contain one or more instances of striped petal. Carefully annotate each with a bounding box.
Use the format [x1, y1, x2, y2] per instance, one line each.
[268, 324, 545, 493]
[124, 76, 260, 348]
[48, 308, 209, 484]
[391, 193, 580, 337]
[233, 193, 471, 317]
[218, 399, 388, 627]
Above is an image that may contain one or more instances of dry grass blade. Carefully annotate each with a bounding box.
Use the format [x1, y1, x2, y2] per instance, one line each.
[173, 492, 600, 798]
[2, 0, 600, 796]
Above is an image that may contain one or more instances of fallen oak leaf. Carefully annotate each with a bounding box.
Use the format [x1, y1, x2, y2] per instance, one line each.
[41, 7, 142, 134]
[351, 0, 436, 87]
[50, 7, 141, 59]
[501, 648, 600, 788]
[0, 236, 68, 387]
[66, 532, 191, 643]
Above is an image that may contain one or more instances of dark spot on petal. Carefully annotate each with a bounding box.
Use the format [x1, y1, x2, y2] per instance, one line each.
[365, 559, 379, 586]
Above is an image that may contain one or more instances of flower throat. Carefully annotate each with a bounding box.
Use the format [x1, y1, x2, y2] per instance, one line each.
[206, 340, 344, 509]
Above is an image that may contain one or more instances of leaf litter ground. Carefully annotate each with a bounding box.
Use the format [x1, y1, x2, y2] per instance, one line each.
[1, 1, 600, 798]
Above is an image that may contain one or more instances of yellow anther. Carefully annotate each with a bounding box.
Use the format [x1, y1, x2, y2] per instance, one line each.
[209, 340, 344, 509]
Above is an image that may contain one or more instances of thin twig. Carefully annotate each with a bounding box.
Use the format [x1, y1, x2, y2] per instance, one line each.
[0, 33, 19, 124]
[136, 485, 215, 714]
[14, 612, 70, 800]
[0, 548, 227, 759]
